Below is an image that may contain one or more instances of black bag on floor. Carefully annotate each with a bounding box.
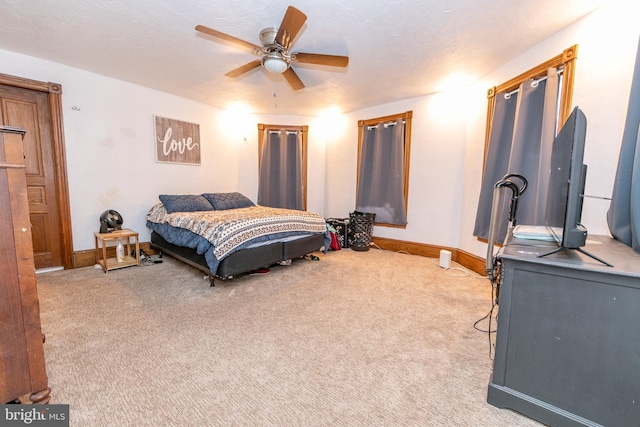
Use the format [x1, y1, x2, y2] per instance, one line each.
[326, 217, 349, 249]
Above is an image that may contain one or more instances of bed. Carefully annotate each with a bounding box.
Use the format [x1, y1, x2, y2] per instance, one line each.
[146, 193, 327, 284]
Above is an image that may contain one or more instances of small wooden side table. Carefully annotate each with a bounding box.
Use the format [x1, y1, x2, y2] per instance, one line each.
[94, 229, 140, 272]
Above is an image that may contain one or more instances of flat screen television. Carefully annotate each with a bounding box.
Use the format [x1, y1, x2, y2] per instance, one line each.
[544, 106, 588, 249]
[542, 106, 612, 266]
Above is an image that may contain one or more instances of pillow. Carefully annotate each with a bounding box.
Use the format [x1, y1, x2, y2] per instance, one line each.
[202, 192, 255, 210]
[159, 194, 214, 214]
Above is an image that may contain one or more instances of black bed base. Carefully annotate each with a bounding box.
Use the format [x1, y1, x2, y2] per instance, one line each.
[150, 232, 324, 284]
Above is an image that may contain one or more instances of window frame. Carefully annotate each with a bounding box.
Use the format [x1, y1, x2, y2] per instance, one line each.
[356, 110, 413, 228]
[257, 123, 308, 210]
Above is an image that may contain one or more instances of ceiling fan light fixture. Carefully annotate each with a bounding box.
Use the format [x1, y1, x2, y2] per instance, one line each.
[262, 53, 289, 74]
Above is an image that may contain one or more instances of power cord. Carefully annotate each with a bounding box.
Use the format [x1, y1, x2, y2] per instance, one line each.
[473, 247, 503, 360]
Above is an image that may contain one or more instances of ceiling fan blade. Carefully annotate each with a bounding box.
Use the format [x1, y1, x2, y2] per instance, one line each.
[195, 24, 261, 52]
[282, 67, 305, 90]
[292, 52, 349, 67]
[275, 6, 307, 50]
[225, 59, 262, 78]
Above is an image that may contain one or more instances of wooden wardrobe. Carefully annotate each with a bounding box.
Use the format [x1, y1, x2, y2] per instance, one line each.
[0, 126, 50, 404]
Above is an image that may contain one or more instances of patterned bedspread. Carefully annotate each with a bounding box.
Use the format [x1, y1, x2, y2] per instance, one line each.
[146, 203, 326, 260]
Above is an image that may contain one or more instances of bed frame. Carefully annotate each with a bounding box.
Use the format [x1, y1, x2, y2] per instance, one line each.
[150, 231, 324, 285]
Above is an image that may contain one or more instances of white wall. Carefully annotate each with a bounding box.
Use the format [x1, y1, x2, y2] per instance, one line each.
[1, 1, 638, 260]
[325, 1, 640, 258]
[0, 50, 321, 251]
[325, 94, 469, 249]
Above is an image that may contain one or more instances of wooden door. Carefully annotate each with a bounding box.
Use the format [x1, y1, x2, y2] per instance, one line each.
[0, 84, 62, 269]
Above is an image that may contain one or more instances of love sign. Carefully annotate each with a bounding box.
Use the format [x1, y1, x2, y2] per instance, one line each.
[154, 116, 201, 165]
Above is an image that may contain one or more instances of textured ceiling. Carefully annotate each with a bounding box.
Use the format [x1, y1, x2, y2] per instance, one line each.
[0, 0, 606, 116]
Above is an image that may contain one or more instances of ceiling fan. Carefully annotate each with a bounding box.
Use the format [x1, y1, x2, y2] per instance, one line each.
[195, 5, 349, 90]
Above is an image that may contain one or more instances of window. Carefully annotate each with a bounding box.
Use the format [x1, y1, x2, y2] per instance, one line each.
[482, 45, 578, 164]
[474, 45, 578, 242]
[257, 123, 308, 210]
[356, 111, 412, 227]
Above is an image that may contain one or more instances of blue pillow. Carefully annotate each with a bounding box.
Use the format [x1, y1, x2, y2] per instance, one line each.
[159, 194, 214, 214]
[202, 192, 255, 210]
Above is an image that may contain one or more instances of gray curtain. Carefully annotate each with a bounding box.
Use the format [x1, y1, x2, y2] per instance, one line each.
[356, 119, 407, 225]
[257, 129, 303, 210]
[607, 36, 640, 252]
[473, 68, 559, 242]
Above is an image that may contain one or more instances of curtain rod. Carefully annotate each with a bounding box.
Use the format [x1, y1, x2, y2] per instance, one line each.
[503, 67, 564, 100]
[367, 120, 406, 130]
[268, 130, 300, 135]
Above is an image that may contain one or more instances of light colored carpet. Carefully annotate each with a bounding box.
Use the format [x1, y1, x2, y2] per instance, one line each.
[35, 248, 542, 426]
